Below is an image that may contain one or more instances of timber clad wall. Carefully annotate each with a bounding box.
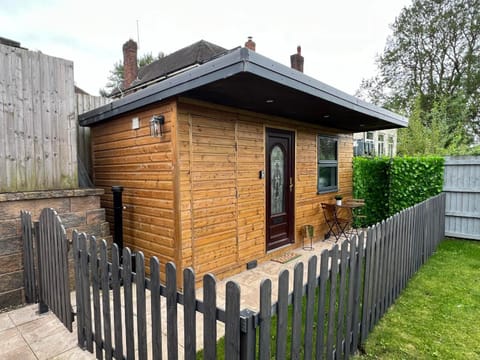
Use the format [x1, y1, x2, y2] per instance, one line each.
[90, 100, 177, 271]
[0, 43, 77, 192]
[90, 97, 353, 283]
[177, 99, 353, 281]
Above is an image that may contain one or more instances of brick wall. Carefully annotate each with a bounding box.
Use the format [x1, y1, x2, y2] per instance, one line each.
[0, 188, 111, 309]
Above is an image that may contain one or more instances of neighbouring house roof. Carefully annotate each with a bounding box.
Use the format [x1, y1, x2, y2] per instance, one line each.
[80, 45, 408, 131]
[131, 40, 229, 90]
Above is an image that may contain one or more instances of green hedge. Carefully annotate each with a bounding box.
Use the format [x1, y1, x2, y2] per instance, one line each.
[353, 156, 444, 226]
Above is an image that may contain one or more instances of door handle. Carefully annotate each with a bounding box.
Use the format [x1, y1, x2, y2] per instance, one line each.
[289, 177, 294, 192]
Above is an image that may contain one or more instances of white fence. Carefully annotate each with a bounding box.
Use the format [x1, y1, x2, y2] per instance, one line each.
[443, 156, 480, 240]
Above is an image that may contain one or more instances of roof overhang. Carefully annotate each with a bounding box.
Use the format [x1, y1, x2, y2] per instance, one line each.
[79, 48, 407, 131]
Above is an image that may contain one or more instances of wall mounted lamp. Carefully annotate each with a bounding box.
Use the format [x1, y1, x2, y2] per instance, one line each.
[150, 115, 165, 137]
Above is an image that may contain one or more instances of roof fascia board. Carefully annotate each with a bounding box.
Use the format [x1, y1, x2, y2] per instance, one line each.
[243, 50, 408, 127]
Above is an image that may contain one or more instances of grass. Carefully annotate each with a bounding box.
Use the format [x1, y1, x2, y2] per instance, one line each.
[354, 239, 480, 360]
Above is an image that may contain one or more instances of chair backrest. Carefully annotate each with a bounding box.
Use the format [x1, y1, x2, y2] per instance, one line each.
[321, 203, 336, 222]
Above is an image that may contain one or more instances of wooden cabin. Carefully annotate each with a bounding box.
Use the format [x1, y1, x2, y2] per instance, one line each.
[79, 42, 407, 282]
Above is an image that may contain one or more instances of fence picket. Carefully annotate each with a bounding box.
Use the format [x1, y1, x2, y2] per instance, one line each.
[291, 262, 304, 359]
[336, 240, 349, 358]
[183, 268, 196, 359]
[122, 247, 135, 360]
[315, 249, 329, 360]
[225, 282, 240, 359]
[100, 240, 112, 360]
[90, 236, 102, 359]
[259, 279, 272, 359]
[80, 232, 93, 352]
[166, 262, 178, 360]
[203, 274, 217, 359]
[276, 269, 289, 360]
[150, 257, 162, 360]
[72, 231, 85, 348]
[345, 236, 357, 358]
[360, 228, 373, 343]
[21, 211, 36, 303]
[326, 245, 338, 359]
[111, 244, 123, 359]
[304, 256, 317, 360]
[136, 252, 147, 360]
[351, 234, 364, 352]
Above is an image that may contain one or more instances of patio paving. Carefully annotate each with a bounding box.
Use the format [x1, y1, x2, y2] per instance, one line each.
[0, 237, 345, 359]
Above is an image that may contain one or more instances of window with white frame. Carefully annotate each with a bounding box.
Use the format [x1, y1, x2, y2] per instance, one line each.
[377, 134, 385, 156]
[388, 136, 394, 157]
[317, 135, 338, 193]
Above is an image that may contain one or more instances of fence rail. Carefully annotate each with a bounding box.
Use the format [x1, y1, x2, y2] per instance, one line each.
[72, 193, 445, 359]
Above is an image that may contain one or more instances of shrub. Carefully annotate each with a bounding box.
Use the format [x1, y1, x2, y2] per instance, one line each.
[353, 156, 444, 225]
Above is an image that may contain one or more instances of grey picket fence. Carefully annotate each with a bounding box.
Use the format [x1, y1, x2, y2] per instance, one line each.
[72, 193, 445, 359]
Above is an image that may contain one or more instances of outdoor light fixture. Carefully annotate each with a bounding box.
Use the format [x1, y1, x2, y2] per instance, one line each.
[150, 115, 165, 137]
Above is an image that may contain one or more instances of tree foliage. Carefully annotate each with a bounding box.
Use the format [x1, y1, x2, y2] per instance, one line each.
[358, 0, 480, 154]
[99, 52, 164, 97]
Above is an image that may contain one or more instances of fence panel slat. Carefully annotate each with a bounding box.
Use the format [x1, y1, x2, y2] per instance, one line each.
[326, 245, 339, 359]
[203, 274, 217, 359]
[259, 279, 272, 360]
[276, 269, 289, 360]
[291, 262, 303, 359]
[351, 234, 364, 352]
[73, 231, 85, 348]
[361, 227, 374, 342]
[90, 236, 102, 359]
[225, 282, 240, 360]
[315, 249, 329, 360]
[111, 244, 123, 359]
[336, 240, 349, 359]
[136, 252, 147, 360]
[345, 236, 358, 359]
[123, 247, 135, 360]
[80, 232, 93, 352]
[100, 240, 112, 360]
[304, 256, 317, 360]
[150, 257, 162, 360]
[183, 268, 196, 359]
[166, 262, 178, 360]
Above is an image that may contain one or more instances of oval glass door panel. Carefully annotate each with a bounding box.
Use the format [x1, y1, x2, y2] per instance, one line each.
[271, 145, 285, 215]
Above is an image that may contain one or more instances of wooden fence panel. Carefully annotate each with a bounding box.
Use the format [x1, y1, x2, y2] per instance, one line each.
[276, 269, 289, 360]
[111, 245, 123, 359]
[0, 44, 77, 192]
[259, 279, 272, 359]
[304, 256, 317, 360]
[183, 268, 196, 359]
[150, 257, 162, 360]
[444, 156, 480, 240]
[136, 252, 147, 360]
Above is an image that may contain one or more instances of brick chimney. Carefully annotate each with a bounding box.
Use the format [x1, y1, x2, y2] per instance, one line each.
[123, 39, 138, 89]
[245, 36, 256, 51]
[290, 46, 304, 73]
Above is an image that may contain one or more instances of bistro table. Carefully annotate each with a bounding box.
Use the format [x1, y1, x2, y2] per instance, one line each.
[335, 200, 365, 238]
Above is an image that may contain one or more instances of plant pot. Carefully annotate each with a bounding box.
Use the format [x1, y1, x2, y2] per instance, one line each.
[336, 199, 342, 206]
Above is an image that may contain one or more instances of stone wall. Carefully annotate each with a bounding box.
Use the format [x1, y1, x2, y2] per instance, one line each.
[0, 188, 111, 309]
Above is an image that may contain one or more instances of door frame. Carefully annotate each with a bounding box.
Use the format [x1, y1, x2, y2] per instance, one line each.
[265, 127, 295, 251]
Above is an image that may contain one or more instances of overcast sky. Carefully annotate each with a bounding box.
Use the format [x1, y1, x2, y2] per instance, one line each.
[1, 0, 411, 96]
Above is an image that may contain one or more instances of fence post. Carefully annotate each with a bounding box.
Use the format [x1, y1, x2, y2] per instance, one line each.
[240, 308, 256, 360]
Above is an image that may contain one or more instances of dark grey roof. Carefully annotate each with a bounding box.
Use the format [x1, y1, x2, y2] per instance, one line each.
[80, 47, 407, 131]
[130, 40, 228, 89]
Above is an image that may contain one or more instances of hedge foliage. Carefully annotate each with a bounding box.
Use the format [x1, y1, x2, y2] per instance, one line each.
[353, 156, 444, 226]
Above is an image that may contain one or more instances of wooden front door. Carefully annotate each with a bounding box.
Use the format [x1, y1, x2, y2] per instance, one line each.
[266, 128, 295, 251]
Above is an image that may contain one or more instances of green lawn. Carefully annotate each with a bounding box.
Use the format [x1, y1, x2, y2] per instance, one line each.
[354, 239, 480, 360]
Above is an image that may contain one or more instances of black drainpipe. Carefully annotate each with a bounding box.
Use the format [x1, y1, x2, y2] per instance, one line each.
[111, 186, 124, 251]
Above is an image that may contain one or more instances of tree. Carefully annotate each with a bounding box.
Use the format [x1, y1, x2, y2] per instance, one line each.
[99, 52, 165, 97]
[358, 0, 480, 154]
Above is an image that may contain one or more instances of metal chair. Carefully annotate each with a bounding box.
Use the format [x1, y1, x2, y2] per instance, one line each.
[321, 203, 350, 242]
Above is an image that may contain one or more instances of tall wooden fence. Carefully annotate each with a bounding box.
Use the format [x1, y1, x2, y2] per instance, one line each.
[443, 156, 480, 240]
[72, 193, 445, 359]
[0, 43, 77, 192]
